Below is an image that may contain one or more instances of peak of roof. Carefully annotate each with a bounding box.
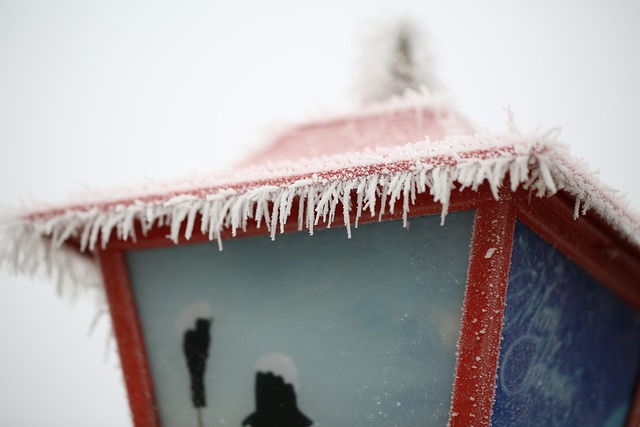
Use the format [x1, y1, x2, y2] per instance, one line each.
[240, 99, 473, 167]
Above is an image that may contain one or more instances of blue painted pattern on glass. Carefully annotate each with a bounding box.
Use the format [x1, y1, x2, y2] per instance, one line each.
[492, 222, 640, 427]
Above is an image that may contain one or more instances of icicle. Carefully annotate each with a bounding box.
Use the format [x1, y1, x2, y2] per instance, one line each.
[79, 212, 96, 252]
[387, 174, 403, 214]
[254, 194, 267, 230]
[53, 220, 78, 248]
[430, 167, 443, 201]
[89, 214, 107, 251]
[207, 200, 221, 242]
[200, 201, 212, 236]
[184, 200, 203, 240]
[306, 186, 315, 236]
[431, 167, 452, 225]
[491, 158, 510, 193]
[242, 197, 254, 232]
[402, 173, 412, 227]
[169, 204, 191, 244]
[101, 210, 125, 249]
[342, 182, 355, 238]
[121, 206, 139, 242]
[388, 173, 405, 214]
[378, 178, 389, 221]
[474, 160, 491, 193]
[198, 201, 213, 235]
[270, 190, 281, 241]
[484, 161, 501, 199]
[216, 233, 223, 251]
[327, 182, 342, 228]
[364, 175, 379, 217]
[355, 179, 367, 228]
[39, 215, 56, 237]
[418, 168, 428, 193]
[315, 182, 337, 226]
[220, 198, 235, 232]
[537, 156, 557, 194]
[297, 188, 306, 231]
[573, 198, 581, 220]
[230, 197, 246, 237]
[145, 204, 156, 226]
[409, 173, 417, 205]
[279, 190, 295, 235]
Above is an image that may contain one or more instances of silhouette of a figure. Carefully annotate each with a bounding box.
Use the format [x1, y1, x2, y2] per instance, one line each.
[183, 318, 211, 408]
[242, 371, 313, 427]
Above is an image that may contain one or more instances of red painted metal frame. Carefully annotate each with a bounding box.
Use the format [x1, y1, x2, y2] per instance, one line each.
[93, 185, 640, 427]
[449, 195, 516, 427]
[96, 249, 161, 427]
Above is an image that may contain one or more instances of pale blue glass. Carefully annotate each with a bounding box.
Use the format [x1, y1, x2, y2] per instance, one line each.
[126, 211, 474, 426]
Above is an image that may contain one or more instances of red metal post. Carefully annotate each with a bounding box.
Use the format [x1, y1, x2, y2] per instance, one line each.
[449, 197, 516, 426]
[96, 249, 161, 427]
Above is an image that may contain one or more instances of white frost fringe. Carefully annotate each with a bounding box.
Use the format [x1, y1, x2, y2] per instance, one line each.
[0, 220, 102, 295]
[1, 120, 639, 290]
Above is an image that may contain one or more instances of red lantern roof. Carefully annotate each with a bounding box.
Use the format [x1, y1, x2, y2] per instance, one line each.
[1, 98, 639, 288]
[239, 101, 473, 166]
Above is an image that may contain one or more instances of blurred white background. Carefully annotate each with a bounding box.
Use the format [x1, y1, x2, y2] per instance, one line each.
[1, 1, 638, 425]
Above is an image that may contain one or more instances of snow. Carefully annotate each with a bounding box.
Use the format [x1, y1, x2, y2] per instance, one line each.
[176, 301, 213, 336]
[254, 353, 299, 391]
[484, 248, 497, 259]
[1, 109, 639, 292]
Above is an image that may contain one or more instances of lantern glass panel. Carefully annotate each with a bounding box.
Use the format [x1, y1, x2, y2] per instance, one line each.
[492, 222, 640, 427]
[126, 211, 474, 426]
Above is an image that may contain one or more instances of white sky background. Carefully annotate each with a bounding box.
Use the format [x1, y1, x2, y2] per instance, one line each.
[0, 1, 638, 425]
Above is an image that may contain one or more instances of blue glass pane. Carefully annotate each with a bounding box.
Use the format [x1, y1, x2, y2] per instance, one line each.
[492, 222, 640, 427]
[125, 211, 474, 427]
